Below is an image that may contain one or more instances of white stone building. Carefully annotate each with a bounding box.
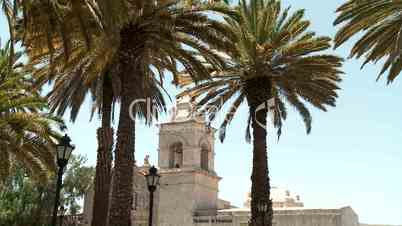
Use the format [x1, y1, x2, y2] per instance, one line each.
[83, 98, 360, 226]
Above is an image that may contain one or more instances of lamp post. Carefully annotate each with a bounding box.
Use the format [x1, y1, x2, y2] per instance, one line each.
[145, 166, 160, 226]
[51, 134, 75, 226]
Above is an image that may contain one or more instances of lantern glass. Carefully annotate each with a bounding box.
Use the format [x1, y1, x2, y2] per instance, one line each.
[146, 174, 152, 187]
[146, 174, 158, 187]
[146, 166, 160, 187]
[151, 175, 156, 186]
[56, 145, 66, 161]
[65, 145, 74, 161]
[56, 134, 75, 163]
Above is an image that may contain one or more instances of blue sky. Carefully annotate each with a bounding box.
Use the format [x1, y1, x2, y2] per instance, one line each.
[1, 0, 401, 224]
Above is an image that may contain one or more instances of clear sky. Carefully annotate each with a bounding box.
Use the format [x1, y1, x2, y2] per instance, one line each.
[1, 0, 401, 224]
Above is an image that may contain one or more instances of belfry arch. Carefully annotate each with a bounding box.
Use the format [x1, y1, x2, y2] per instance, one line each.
[200, 143, 210, 171]
[169, 142, 183, 168]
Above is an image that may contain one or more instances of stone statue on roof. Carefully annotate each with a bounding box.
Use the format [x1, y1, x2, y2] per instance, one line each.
[144, 155, 150, 167]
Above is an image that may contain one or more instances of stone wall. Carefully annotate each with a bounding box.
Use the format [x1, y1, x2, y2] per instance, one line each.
[157, 168, 220, 226]
[192, 207, 360, 226]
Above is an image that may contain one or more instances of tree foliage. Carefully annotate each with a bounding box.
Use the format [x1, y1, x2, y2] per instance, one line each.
[61, 155, 95, 215]
[334, 0, 402, 83]
[6, 0, 238, 123]
[178, 1, 342, 225]
[0, 154, 94, 226]
[7, 1, 238, 225]
[179, 0, 343, 140]
[0, 164, 53, 226]
[0, 40, 63, 183]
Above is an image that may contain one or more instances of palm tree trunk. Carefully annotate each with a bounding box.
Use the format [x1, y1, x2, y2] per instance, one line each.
[108, 26, 140, 226]
[91, 79, 114, 226]
[108, 73, 136, 226]
[246, 77, 273, 226]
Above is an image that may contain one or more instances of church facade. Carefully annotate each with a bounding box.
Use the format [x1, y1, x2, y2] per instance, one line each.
[83, 98, 360, 226]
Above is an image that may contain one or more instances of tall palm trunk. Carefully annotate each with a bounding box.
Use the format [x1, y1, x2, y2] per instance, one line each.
[108, 26, 141, 226]
[108, 66, 136, 226]
[246, 77, 273, 226]
[91, 78, 114, 226]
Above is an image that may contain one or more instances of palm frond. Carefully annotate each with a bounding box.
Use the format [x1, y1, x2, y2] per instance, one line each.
[334, 0, 402, 83]
[178, 0, 343, 141]
[0, 41, 62, 183]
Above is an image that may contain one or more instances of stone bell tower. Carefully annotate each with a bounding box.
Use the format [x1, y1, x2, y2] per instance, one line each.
[157, 96, 221, 226]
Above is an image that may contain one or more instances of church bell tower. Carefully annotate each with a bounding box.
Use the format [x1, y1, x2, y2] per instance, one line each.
[156, 96, 221, 226]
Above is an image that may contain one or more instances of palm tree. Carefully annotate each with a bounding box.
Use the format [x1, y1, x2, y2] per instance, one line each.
[7, 2, 118, 224]
[12, 1, 236, 226]
[0, 1, 117, 223]
[101, 3, 233, 226]
[32, 59, 167, 226]
[178, 1, 343, 225]
[334, 0, 402, 83]
[47, 71, 116, 226]
[23, 21, 166, 226]
[0, 41, 63, 183]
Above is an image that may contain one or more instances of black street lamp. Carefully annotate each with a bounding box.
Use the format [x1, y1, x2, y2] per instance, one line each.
[145, 166, 160, 226]
[51, 134, 75, 226]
